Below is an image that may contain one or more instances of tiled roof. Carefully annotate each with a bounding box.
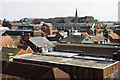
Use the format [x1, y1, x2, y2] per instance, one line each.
[109, 33, 120, 39]
[0, 36, 17, 48]
[90, 36, 105, 42]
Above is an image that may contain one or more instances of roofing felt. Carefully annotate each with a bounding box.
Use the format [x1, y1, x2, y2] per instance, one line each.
[29, 37, 54, 47]
[14, 53, 118, 69]
[59, 35, 87, 43]
[43, 51, 112, 60]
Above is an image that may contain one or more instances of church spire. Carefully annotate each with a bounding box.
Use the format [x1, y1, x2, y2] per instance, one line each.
[75, 8, 78, 18]
[75, 8, 78, 23]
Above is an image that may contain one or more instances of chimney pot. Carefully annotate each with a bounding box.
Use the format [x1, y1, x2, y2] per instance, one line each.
[7, 53, 13, 62]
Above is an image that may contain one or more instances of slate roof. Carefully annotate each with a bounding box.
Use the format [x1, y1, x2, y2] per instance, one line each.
[0, 27, 9, 36]
[59, 35, 87, 43]
[52, 23, 93, 28]
[29, 37, 54, 47]
[0, 47, 22, 61]
[59, 32, 67, 38]
[45, 23, 53, 27]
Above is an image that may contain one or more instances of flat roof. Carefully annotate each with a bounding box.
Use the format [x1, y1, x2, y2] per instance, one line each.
[44, 51, 113, 60]
[14, 53, 118, 69]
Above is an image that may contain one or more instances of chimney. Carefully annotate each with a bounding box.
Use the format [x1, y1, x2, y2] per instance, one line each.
[67, 29, 71, 36]
[41, 33, 44, 37]
[25, 33, 31, 40]
[20, 32, 24, 41]
[94, 40, 98, 44]
[117, 50, 120, 61]
[7, 53, 13, 62]
[113, 50, 120, 61]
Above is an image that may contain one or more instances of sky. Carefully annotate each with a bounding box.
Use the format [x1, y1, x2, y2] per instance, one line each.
[0, 0, 119, 21]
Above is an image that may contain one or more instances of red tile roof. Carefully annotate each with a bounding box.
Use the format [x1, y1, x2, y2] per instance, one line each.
[0, 36, 17, 48]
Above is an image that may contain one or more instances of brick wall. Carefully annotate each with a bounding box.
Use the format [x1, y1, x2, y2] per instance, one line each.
[56, 44, 120, 55]
[103, 62, 119, 79]
[14, 58, 103, 79]
[119, 62, 120, 80]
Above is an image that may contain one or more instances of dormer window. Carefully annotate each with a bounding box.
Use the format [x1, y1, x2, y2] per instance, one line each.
[11, 45, 15, 48]
[85, 38, 89, 41]
[44, 45, 48, 50]
[6, 44, 9, 48]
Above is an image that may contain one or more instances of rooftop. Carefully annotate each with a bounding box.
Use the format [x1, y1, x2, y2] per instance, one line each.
[55, 43, 120, 48]
[29, 37, 54, 47]
[109, 33, 120, 39]
[14, 53, 118, 69]
[0, 36, 17, 48]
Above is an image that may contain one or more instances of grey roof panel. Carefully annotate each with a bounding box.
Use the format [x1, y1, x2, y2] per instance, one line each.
[60, 35, 86, 43]
[29, 37, 54, 47]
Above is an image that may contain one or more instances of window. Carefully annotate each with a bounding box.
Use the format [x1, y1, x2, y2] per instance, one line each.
[11, 45, 15, 48]
[114, 71, 118, 80]
[85, 38, 89, 41]
[44, 45, 48, 50]
[6, 44, 9, 48]
[105, 76, 110, 80]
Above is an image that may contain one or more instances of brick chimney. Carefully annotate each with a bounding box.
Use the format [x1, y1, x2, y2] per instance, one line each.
[7, 53, 13, 62]
[117, 50, 120, 61]
[25, 33, 31, 40]
[20, 32, 24, 43]
[113, 50, 120, 61]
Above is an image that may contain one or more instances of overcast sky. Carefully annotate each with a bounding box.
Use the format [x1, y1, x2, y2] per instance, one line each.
[0, 0, 119, 21]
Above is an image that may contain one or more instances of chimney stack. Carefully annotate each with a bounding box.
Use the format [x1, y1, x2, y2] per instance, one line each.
[25, 33, 31, 40]
[67, 29, 71, 36]
[113, 50, 120, 61]
[117, 50, 120, 60]
[20, 32, 24, 43]
[7, 53, 13, 62]
[41, 33, 44, 37]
